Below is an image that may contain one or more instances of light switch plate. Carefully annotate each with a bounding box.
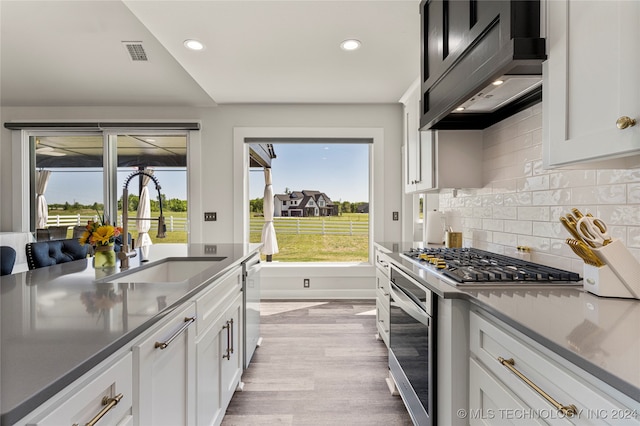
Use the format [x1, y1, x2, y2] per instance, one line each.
[392, 211, 399, 221]
[204, 212, 217, 221]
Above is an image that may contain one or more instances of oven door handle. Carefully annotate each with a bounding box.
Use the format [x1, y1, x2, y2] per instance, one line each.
[390, 283, 431, 327]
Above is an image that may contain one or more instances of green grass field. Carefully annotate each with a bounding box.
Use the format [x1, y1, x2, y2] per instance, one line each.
[52, 210, 369, 262]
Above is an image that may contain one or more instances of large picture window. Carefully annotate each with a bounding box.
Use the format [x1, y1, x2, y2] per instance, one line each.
[249, 141, 370, 263]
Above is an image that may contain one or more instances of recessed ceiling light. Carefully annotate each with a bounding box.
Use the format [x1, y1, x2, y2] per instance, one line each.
[455, 107, 465, 112]
[492, 79, 504, 86]
[184, 39, 205, 51]
[145, 139, 156, 142]
[340, 39, 361, 51]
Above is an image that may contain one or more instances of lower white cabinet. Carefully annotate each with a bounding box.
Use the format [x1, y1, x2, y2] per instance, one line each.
[21, 352, 133, 426]
[469, 309, 640, 426]
[133, 302, 197, 426]
[196, 292, 243, 426]
[374, 248, 390, 347]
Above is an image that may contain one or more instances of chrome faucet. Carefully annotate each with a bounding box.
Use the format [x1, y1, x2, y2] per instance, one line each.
[119, 171, 167, 270]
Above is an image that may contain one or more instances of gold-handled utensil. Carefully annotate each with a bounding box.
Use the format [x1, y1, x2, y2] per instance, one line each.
[566, 238, 604, 267]
[571, 208, 585, 220]
[560, 216, 584, 242]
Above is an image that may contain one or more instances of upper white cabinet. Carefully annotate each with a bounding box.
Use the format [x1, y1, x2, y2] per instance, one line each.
[543, 0, 640, 167]
[402, 78, 435, 193]
[401, 79, 483, 193]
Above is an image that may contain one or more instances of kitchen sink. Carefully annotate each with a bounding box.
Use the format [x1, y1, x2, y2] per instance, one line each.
[106, 258, 226, 284]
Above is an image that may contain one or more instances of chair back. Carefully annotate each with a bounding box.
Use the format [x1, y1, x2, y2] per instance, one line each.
[26, 239, 88, 270]
[1, 246, 17, 275]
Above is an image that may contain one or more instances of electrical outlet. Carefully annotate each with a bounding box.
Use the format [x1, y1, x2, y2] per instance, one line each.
[204, 212, 217, 221]
[392, 211, 399, 221]
[303, 278, 310, 288]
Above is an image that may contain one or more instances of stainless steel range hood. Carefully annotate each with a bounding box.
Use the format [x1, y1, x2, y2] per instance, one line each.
[452, 75, 542, 114]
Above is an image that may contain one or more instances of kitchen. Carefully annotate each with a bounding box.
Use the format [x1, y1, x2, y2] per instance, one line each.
[1, 1, 640, 425]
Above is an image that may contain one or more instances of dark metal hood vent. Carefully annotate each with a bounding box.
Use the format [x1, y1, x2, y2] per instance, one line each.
[419, 0, 547, 130]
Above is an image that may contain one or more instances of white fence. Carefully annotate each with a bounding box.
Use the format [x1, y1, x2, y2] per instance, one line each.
[46, 214, 188, 232]
[250, 217, 368, 236]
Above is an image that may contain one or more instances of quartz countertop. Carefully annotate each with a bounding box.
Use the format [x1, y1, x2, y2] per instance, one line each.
[0, 243, 261, 426]
[375, 242, 640, 404]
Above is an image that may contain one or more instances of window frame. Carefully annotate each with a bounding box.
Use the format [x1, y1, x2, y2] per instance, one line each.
[14, 128, 192, 239]
[233, 127, 381, 265]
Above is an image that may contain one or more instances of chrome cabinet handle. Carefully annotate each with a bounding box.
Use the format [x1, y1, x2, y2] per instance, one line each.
[222, 318, 236, 360]
[498, 357, 577, 417]
[73, 393, 123, 426]
[154, 316, 196, 350]
[616, 116, 637, 129]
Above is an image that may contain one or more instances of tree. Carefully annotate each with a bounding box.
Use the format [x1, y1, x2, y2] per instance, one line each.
[250, 198, 264, 213]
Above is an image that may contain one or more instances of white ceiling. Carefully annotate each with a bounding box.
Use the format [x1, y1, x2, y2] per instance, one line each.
[1, 0, 420, 107]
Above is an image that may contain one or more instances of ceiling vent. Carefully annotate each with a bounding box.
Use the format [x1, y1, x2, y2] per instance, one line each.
[122, 41, 148, 61]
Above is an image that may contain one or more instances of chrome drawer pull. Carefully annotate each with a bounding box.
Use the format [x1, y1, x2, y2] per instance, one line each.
[498, 357, 578, 417]
[73, 393, 123, 426]
[154, 316, 196, 349]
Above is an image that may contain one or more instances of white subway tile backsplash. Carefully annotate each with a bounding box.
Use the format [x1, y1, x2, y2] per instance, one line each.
[439, 105, 640, 268]
[531, 189, 571, 206]
[597, 169, 640, 184]
[549, 170, 596, 189]
[517, 206, 549, 221]
[503, 220, 532, 234]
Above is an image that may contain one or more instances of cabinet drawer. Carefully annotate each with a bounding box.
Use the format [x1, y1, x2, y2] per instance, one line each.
[376, 297, 390, 347]
[195, 266, 242, 336]
[469, 357, 548, 426]
[28, 352, 133, 426]
[470, 310, 640, 425]
[375, 250, 391, 277]
[375, 267, 389, 297]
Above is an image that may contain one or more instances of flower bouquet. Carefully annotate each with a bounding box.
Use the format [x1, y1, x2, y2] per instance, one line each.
[79, 214, 123, 268]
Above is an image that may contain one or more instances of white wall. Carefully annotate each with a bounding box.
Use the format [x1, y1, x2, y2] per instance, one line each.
[1, 104, 404, 297]
[439, 103, 640, 273]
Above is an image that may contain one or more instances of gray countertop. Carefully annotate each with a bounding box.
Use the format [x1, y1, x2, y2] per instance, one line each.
[375, 242, 640, 404]
[0, 243, 261, 426]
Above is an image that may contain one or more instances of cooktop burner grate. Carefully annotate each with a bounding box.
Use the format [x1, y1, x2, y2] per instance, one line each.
[402, 247, 582, 285]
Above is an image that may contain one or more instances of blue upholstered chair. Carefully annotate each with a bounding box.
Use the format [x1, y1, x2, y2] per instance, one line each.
[1, 246, 17, 275]
[25, 239, 88, 270]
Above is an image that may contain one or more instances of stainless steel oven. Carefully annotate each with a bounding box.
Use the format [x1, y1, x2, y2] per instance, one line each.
[389, 263, 435, 426]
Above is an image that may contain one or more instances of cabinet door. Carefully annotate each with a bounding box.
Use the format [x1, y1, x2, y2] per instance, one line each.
[544, 0, 640, 167]
[403, 79, 435, 193]
[195, 290, 243, 426]
[133, 303, 196, 426]
[196, 316, 224, 426]
[220, 293, 243, 408]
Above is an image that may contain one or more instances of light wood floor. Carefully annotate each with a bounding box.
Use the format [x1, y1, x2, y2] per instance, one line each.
[221, 300, 413, 425]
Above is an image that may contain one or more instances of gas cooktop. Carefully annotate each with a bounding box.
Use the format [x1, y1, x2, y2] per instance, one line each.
[402, 247, 582, 285]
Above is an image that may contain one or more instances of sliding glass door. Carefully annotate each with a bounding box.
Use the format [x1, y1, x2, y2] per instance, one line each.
[29, 131, 188, 244]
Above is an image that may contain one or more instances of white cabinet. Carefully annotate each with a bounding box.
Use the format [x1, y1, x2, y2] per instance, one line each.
[133, 303, 196, 426]
[20, 352, 133, 426]
[196, 292, 243, 426]
[469, 309, 640, 425]
[374, 247, 391, 347]
[401, 79, 483, 192]
[402, 78, 434, 193]
[543, 0, 640, 167]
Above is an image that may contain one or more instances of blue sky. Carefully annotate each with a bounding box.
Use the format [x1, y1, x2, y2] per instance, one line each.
[44, 143, 369, 205]
[249, 143, 369, 203]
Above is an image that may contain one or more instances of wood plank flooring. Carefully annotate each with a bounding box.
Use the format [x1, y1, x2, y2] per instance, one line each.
[222, 300, 413, 425]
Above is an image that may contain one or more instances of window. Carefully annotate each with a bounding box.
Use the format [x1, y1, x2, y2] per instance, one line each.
[29, 132, 188, 244]
[249, 141, 370, 263]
